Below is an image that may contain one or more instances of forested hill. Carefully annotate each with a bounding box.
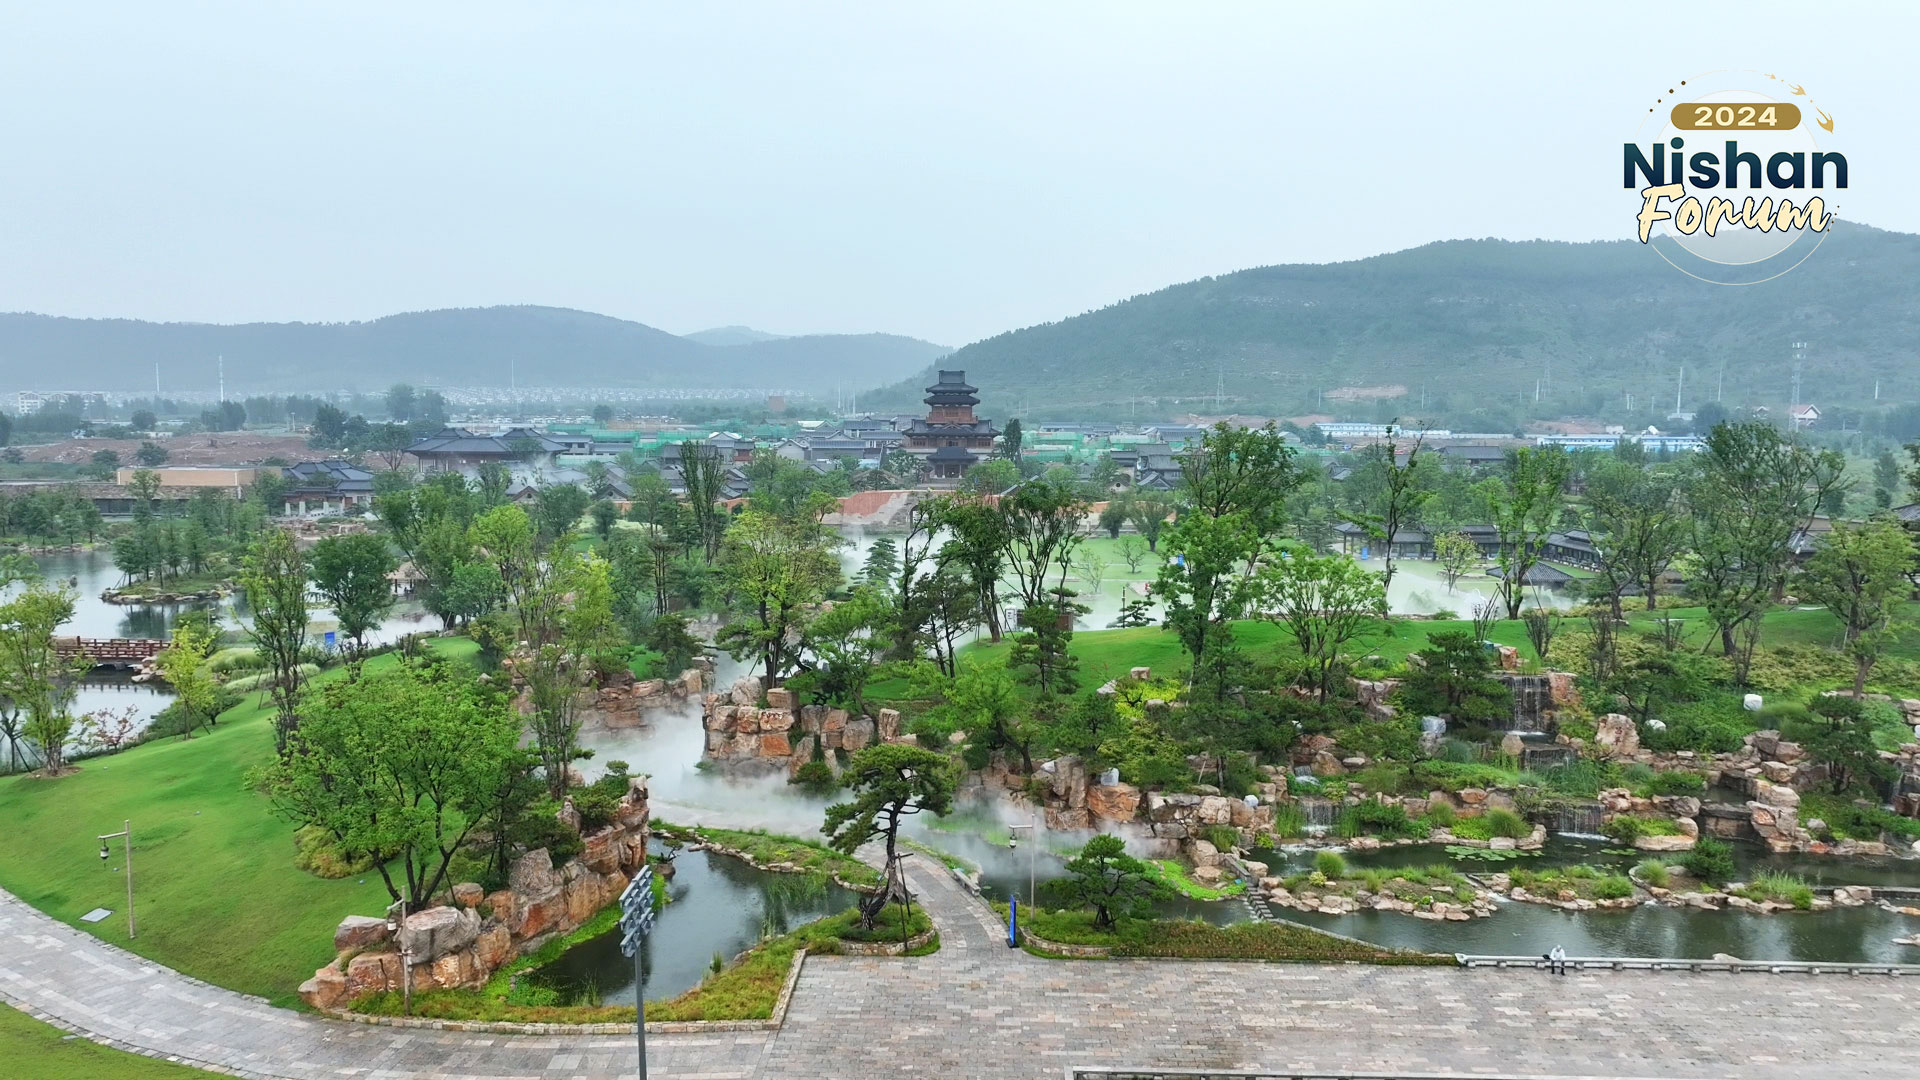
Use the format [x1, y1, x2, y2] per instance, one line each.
[864, 222, 1920, 422]
[0, 305, 950, 394]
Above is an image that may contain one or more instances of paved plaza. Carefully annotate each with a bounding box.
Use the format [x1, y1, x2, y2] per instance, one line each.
[6, 862, 1920, 1079]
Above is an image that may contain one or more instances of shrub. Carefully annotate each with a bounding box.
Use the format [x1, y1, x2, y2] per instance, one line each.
[1350, 762, 1415, 796]
[1482, 808, 1529, 839]
[1593, 874, 1634, 900]
[571, 785, 620, 832]
[790, 760, 838, 795]
[1202, 824, 1241, 852]
[1800, 794, 1920, 842]
[1601, 815, 1678, 843]
[1336, 800, 1430, 840]
[1540, 759, 1611, 798]
[1641, 770, 1706, 796]
[1682, 836, 1735, 885]
[1337, 716, 1423, 762]
[1423, 800, 1456, 827]
[1270, 804, 1308, 840]
[1642, 701, 1751, 755]
[292, 823, 373, 878]
[1411, 760, 1515, 793]
[1314, 850, 1348, 878]
[1633, 859, 1672, 889]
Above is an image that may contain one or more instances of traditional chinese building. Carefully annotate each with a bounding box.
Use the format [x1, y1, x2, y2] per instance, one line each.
[904, 369, 998, 482]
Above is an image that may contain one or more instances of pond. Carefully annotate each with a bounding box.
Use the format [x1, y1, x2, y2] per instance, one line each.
[1246, 836, 1920, 963]
[528, 844, 860, 1006]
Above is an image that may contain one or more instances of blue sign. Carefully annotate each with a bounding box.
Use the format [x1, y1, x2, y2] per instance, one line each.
[1007, 894, 1018, 949]
[324, 630, 337, 651]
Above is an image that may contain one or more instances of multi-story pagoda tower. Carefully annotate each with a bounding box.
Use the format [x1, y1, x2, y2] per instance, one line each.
[903, 369, 999, 482]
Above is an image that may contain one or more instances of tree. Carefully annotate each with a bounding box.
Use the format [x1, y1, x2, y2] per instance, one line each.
[958, 457, 1019, 496]
[241, 528, 311, 754]
[714, 509, 841, 688]
[1180, 421, 1303, 548]
[1785, 694, 1895, 795]
[1116, 534, 1147, 573]
[130, 409, 157, 432]
[252, 470, 288, 514]
[860, 536, 899, 587]
[1874, 447, 1902, 509]
[126, 468, 161, 519]
[154, 615, 221, 736]
[1007, 592, 1086, 699]
[309, 533, 398, 659]
[940, 495, 1010, 641]
[1256, 550, 1387, 698]
[367, 423, 413, 471]
[1583, 450, 1687, 615]
[591, 404, 614, 424]
[1433, 530, 1478, 592]
[999, 479, 1086, 611]
[385, 383, 417, 422]
[800, 585, 891, 716]
[589, 498, 619, 540]
[255, 658, 526, 911]
[679, 440, 728, 561]
[134, 441, 170, 467]
[624, 471, 675, 528]
[533, 483, 591, 541]
[0, 583, 87, 775]
[1686, 422, 1846, 682]
[821, 744, 955, 928]
[311, 403, 349, 446]
[1154, 510, 1259, 685]
[1072, 547, 1108, 599]
[1401, 628, 1509, 727]
[1125, 491, 1172, 552]
[1098, 500, 1129, 539]
[1053, 833, 1168, 929]
[1489, 446, 1571, 619]
[1000, 418, 1024, 463]
[1796, 517, 1915, 697]
[1352, 425, 1430, 592]
[88, 449, 121, 480]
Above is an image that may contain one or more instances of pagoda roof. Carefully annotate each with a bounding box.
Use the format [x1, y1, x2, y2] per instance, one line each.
[924, 369, 977, 395]
[928, 445, 979, 463]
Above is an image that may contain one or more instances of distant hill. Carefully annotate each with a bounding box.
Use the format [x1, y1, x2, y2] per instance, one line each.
[0, 305, 949, 396]
[683, 325, 788, 346]
[863, 222, 1920, 423]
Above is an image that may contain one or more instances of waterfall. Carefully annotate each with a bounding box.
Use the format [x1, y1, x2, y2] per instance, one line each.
[1520, 744, 1576, 772]
[1299, 797, 1337, 833]
[1546, 800, 1605, 837]
[1496, 674, 1553, 733]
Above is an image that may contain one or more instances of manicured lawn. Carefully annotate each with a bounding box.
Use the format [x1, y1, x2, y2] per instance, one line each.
[653, 823, 883, 887]
[1, 1003, 217, 1079]
[0, 638, 479, 1007]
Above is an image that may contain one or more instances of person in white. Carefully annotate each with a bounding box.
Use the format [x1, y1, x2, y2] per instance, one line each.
[1547, 944, 1568, 976]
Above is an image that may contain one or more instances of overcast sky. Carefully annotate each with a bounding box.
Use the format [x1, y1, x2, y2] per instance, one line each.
[2, 2, 1914, 347]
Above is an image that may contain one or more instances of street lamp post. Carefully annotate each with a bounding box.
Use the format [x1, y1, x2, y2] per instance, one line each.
[1006, 808, 1037, 911]
[96, 820, 133, 939]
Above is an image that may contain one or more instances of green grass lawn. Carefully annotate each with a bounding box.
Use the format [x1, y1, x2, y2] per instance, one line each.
[1, 1005, 218, 1079]
[0, 638, 479, 1007]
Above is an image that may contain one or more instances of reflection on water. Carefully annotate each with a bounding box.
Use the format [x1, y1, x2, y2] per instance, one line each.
[533, 844, 857, 1005]
[1247, 836, 1920, 962]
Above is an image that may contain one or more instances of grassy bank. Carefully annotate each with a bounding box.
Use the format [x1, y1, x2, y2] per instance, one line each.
[1000, 905, 1449, 965]
[0, 638, 479, 1006]
[654, 823, 883, 888]
[2, 1003, 219, 1079]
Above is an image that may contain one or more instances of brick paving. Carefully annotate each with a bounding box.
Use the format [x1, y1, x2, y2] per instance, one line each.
[8, 865, 1920, 1079]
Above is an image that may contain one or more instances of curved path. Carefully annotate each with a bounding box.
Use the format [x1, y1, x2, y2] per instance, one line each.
[7, 851, 1920, 1078]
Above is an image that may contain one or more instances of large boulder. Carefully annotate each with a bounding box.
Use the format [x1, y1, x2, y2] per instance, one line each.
[344, 951, 400, 996]
[508, 849, 558, 897]
[765, 687, 797, 710]
[1197, 795, 1234, 825]
[1045, 807, 1091, 831]
[1634, 833, 1695, 852]
[299, 965, 349, 1011]
[1189, 839, 1221, 867]
[333, 914, 391, 953]
[842, 718, 876, 752]
[759, 733, 794, 756]
[1754, 780, 1801, 809]
[399, 905, 480, 962]
[1593, 714, 1640, 758]
[1086, 782, 1142, 823]
[876, 708, 902, 740]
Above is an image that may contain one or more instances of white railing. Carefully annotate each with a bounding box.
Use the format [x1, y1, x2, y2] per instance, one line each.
[1454, 952, 1920, 975]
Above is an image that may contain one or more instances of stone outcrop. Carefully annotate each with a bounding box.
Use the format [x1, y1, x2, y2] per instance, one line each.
[1592, 713, 1639, 758]
[299, 775, 651, 1012]
[702, 676, 908, 774]
[577, 661, 709, 732]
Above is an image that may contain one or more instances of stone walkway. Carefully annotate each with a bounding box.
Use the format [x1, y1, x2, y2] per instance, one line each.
[9, 865, 1920, 1078]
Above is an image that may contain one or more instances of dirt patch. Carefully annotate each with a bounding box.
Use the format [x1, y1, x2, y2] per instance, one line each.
[19, 433, 315, 466]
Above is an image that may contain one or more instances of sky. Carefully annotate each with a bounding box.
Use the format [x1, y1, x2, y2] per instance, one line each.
[2, 1, 1916, 348]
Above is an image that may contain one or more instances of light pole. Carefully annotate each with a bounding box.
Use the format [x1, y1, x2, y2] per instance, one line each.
[1006, 808, 1037, 911]
[385, 900, 413, 1016]
[96, 820, 133, 939]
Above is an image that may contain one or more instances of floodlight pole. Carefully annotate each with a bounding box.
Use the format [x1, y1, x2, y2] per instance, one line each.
[97, 820, 133, 938]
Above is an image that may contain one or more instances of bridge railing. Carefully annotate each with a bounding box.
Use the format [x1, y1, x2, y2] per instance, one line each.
[1454, 952, 1920, 976]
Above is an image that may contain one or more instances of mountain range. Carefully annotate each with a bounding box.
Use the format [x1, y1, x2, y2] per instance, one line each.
[863, 221, 1920, 423]
[0, 306, 949, 396]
